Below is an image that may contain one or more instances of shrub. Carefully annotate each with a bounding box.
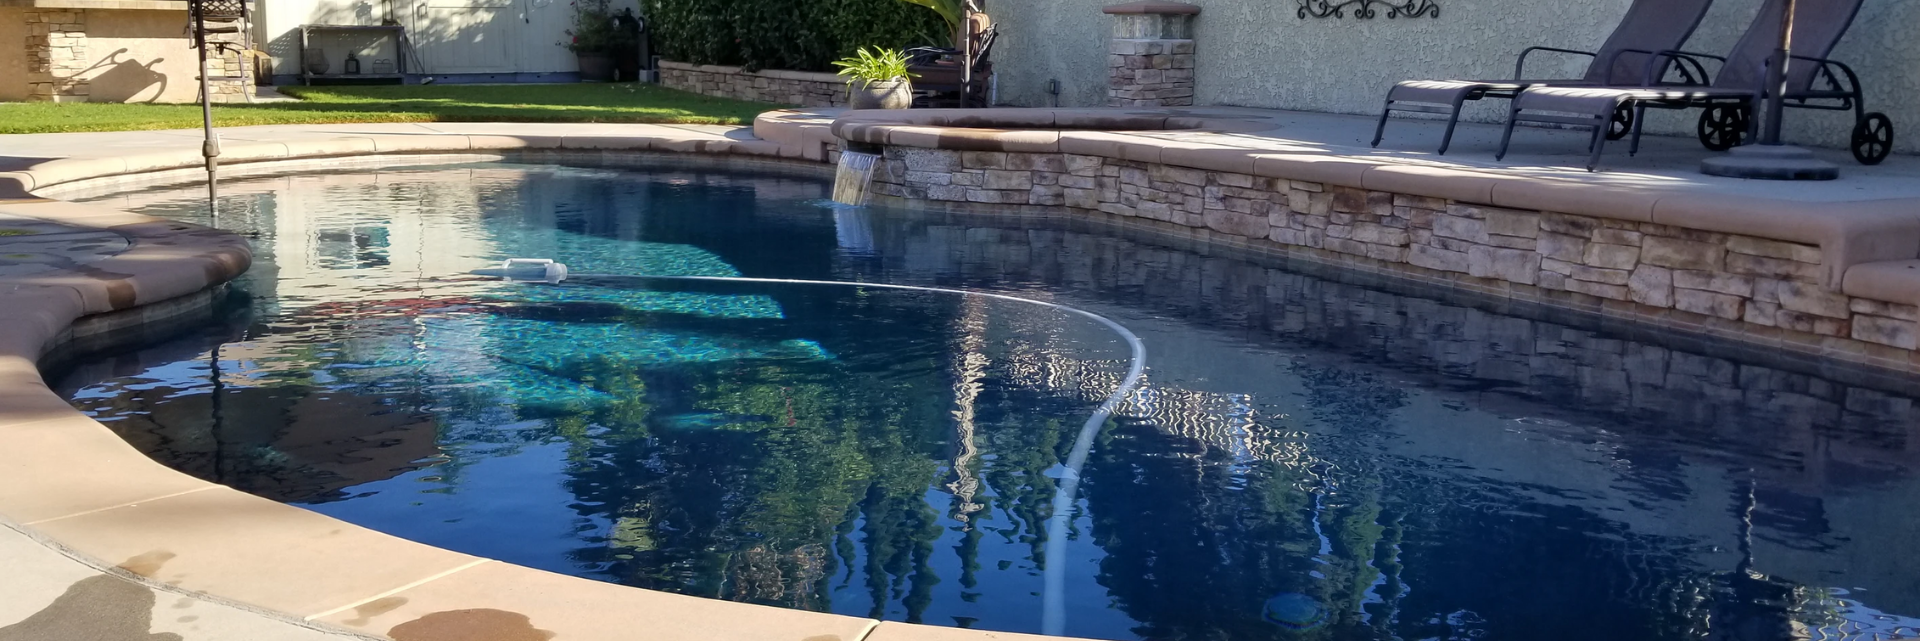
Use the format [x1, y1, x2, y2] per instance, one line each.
[562, 0, 637, 54]
[644, 0, 946, 72]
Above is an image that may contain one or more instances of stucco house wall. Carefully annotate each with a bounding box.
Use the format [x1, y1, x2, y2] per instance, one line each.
[83, 9, 207, 103]
[0, 7, 26, 101]
[1, 4, 241, 103]
[990, 0, 1920, 153]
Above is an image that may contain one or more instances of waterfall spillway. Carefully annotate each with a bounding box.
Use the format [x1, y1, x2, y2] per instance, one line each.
[830, 151, 880, 206]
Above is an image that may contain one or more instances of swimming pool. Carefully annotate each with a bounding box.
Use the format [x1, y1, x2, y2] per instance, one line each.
[47, 159, 1920, 641]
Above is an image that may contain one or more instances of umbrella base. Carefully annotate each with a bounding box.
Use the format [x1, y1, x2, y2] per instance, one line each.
[1701, 144, 1840, 181]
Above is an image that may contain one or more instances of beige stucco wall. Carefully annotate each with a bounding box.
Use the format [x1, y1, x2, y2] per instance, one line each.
[990, 0, 1920, 153]
[82, 9, 201, 103]
[0, 8, 26, 101]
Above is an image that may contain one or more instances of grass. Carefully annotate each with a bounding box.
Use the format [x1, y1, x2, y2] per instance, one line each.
[0, 83, 781, 134]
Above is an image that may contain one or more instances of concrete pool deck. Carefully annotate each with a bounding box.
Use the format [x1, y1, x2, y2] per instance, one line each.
[0, 110, 1917, 640]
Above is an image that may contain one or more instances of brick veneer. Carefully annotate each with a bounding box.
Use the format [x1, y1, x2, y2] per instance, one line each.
[658, 61, 846, 107]
[867, 147, 1918, 357]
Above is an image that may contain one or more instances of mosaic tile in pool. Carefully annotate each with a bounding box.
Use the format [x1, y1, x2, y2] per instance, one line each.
[47, 161, 1920, 641]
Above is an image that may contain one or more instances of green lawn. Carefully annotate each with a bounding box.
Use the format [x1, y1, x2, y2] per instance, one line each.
[0, 83, 781, 134]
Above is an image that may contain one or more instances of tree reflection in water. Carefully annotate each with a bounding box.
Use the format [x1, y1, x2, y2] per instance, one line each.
[48, 161, 1920, 641]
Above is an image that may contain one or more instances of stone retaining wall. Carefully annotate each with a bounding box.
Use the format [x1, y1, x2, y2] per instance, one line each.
[869, 147, 1920, 362]
[658, 61, 846, 107]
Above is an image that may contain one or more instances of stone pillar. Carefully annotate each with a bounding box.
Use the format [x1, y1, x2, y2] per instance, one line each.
[1103, 1, 1198, 107]
[207, 30, 255, 103]
[24, 9, 89, 102]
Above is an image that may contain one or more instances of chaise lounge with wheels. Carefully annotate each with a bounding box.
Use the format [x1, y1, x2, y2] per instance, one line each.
[1371, 0, 1714, 154]
[1496, 0, 1892, 171]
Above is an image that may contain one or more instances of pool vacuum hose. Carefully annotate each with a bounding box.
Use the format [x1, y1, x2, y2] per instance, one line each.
[481, 260, 1147, 635]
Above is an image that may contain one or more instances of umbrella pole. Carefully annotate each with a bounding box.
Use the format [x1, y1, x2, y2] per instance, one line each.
[960, 8, 973, 108]
[1759, 0, 1795, 146]
[1699, 0, 1836, 179]
[193, 0, 221, 212]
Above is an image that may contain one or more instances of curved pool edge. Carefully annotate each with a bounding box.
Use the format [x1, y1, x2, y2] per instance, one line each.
[0, 130, 1073, 641]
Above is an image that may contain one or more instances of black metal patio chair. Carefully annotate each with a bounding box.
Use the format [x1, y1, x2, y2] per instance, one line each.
[1496, 0, 1892, 171]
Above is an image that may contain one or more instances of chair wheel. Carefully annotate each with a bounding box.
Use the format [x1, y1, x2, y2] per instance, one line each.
[1697, 105, 1749, 151]
[1852, 112, 1892, 165]
[1607, 104, 1633, 141]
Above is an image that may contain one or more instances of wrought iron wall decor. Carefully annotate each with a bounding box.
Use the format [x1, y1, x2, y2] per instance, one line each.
[1297, 0, 1439, 19]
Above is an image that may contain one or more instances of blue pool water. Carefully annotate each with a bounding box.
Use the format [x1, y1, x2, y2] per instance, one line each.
[49, 160, 1920, 641]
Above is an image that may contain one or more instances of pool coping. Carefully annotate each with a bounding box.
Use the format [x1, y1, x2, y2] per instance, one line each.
[0, 128, 1069, 641]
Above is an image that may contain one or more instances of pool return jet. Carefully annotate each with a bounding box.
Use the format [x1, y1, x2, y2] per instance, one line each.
[478, 258, 1147, 636]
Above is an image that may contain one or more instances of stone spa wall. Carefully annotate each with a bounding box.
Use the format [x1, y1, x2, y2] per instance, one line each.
[867, 147, 1919, 365]
[658, 61, 846, 108]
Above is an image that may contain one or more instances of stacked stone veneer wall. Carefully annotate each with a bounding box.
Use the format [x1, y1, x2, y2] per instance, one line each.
[658, 61, 846, 107]
[1108, 40, 1195, 107]
[206, 32, 252, 103]
[869, 148, 1919, 361]
[1103, 3, 1199, 107]
[25, 9, 87, 102]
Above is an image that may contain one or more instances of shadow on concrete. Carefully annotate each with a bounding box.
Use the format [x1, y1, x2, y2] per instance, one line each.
[0, 157, 59, 172]
[0, 575, 182, 641]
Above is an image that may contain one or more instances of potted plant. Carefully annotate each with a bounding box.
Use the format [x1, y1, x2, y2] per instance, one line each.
[560, 0, 633, 82]
[832, 47, 916, 110]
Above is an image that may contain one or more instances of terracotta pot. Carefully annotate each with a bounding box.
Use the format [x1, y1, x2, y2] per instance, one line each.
[848, 79, 913, 110]
[576, 52, 615, 82]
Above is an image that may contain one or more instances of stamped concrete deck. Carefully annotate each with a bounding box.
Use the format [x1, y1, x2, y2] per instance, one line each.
[0, 110, 1915, 641]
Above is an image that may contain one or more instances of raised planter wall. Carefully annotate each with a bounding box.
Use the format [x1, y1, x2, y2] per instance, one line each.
[657, 61, 847, 107]
[864, 146, 1919, 369]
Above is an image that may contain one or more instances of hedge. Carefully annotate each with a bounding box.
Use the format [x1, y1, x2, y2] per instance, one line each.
[644, 0, 948, 72]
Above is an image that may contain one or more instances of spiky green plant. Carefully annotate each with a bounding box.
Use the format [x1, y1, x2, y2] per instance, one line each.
[830, 47, 916, 83]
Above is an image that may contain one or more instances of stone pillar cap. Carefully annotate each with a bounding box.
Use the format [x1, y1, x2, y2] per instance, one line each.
[1102, 0, 1201, 14]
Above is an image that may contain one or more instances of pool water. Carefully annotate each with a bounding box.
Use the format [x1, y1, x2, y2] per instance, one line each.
[49, 161, 1920, 641]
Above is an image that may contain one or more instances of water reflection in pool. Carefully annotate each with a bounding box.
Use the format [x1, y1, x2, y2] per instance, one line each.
[48, 162, 1920, 641]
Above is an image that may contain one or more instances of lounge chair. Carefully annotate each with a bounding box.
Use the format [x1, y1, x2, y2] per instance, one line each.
[1371, 0, 1714, 154]
[1498, 0, 1892, 171]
